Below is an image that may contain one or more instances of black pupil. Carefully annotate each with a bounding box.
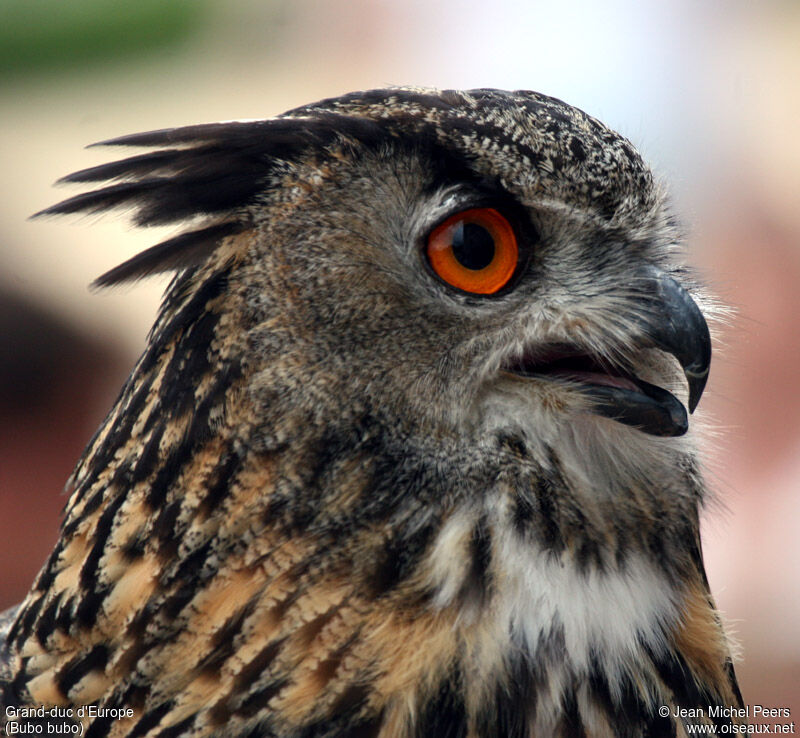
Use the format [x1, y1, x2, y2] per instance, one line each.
[451, 222, 495, 270]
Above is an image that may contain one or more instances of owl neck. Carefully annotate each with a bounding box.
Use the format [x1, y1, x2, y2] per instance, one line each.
[396, 422, 743, 736]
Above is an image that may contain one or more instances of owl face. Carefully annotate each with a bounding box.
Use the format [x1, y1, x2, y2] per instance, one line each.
[235, 96, 709, 451]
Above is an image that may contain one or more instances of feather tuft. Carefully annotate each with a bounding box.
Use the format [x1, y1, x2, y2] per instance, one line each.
[92, 221, 245, 287]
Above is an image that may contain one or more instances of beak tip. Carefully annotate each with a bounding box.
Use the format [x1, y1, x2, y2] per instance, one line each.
[686, 369, 709, 414]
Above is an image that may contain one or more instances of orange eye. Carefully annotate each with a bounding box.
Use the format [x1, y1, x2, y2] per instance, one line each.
[426, 208, 519, 295]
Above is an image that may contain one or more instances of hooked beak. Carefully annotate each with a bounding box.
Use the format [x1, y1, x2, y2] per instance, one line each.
[635, 265, 711, 414]
[503, 266, 711, 437]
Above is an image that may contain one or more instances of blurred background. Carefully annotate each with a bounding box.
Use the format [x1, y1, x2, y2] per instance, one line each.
[1, 0, 798, 722]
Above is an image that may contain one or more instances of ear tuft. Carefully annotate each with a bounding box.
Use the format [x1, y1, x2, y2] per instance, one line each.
[91, 221, 245, 288]
[34, 111, 388, 286]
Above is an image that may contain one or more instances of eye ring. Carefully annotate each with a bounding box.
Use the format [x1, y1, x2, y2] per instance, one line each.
[425, 208, 519, 295]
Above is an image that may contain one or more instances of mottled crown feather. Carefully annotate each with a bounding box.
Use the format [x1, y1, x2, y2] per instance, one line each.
[33, 87, 651, 288]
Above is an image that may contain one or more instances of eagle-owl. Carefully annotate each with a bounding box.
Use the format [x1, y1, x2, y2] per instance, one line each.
[0, 88, 743, 737]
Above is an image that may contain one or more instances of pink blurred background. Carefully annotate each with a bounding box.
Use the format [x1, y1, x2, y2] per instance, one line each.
[1, 0, 798, 723]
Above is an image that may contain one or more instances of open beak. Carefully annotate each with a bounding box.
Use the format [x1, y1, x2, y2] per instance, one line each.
[503, 266, 711, 437]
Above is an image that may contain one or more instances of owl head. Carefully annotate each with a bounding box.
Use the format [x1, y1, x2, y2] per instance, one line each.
[41, 89, 710, 479]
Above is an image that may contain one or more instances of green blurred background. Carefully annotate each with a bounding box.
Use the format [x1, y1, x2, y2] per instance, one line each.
[1, 0, 798, 724]
[0, 0, 202, 74]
